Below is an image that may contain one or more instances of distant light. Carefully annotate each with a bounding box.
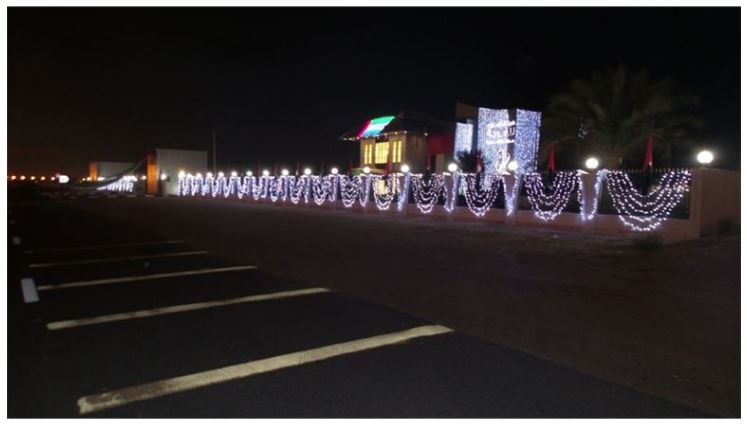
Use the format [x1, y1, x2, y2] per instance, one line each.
[160, 173, 168, 181]
[40, 176, 46, 181]
[585, 157, 599, 170]
[140, 175, 147, 180]
[10, 175, 16, 180]
[20, 175, 26, 181]
[231, 171, 237, 177]
[400, 164, 410, 173]
[51, 176, 56, 181]
[507, 160, 518, 172]
[330, 167, 339, 175]
[218, 172, 224, 178]
[58, 175, 70, 184]
[178, 170, 186, 178]
[246, 171, 253, 176]
[447, 163, 458, 173]
[363, 166, 371, 174]
[696, 150, 714, 165]
[262, 170, 270, 177]
[281, 169, 289, 176]
[30, 176, 37, 181]
[303, 168, 312, 176]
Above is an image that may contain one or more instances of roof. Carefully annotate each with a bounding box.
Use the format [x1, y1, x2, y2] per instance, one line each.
[340, 111, 455, 141]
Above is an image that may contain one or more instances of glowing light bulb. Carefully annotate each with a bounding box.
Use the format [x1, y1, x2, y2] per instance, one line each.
[696, 150, 714, 165]
[331, 167, 339, 175]
[262, 170, 270, 177]
[304, 168, 312, 176]
[246, 171, 253, 176]
[447, 163, 458, 173]
[363, 166, 371, 174]
[178, 170, 186, 178]
[160, 173, 168, 181]
[400, 164, 410, 173]
[585, 157, 599, 170]
[281, 169, 289, 176]
[231, 171, 237, 177]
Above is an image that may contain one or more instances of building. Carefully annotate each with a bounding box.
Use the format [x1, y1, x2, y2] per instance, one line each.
[340, 111, 455, 173]
[146, 148, 208, 195]
[88, 161, 137, 181]
[453, 101, 542, 174]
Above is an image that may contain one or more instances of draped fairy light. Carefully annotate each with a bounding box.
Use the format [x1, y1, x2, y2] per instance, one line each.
[442, 173, 460, 213]
[523, 171, 579, 221]
[578, 170, 608, 221]
[176, 168, 691, 234]
[397, 173, 411, 211]
[411, 174, 444, 214]
[372, 175, 398, 210]
[463, 173, 501, 217]
[605, 169, 691, 232]
[97, 175, 137, 192]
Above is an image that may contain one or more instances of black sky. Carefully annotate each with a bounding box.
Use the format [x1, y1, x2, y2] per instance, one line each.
[8, 7, 741, 175]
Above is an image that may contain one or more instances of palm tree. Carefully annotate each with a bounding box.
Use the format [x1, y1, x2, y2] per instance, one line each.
[541, 66, 702, 169]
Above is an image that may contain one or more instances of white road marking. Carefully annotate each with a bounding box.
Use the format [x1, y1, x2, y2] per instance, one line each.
[77, 324, 452, 414]
[37, 265, 259, 291]
[20, 278, 39, 303]
[24, 240, 184, 254]
[12, 237, 21, 245]
[28, 250, 209, 268]
[48, 287, 329, 330]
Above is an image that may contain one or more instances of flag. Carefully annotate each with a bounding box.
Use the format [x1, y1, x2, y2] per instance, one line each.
[547, 145, 556, 172]
[643, 135, 654, 170]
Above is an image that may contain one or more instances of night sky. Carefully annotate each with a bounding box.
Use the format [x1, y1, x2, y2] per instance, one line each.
[8, 7, 741, 176]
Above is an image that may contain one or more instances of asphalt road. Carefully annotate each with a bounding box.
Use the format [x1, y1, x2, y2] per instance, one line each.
[7, 193, 709, 418]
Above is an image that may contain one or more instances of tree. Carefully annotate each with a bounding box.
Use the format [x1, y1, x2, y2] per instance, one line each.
[455, 149, 483, 173]
[541, 66, 702, 169]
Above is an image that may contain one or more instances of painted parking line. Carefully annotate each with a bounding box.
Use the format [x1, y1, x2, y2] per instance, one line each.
[12, 237, 21, 245]
[24, 240, 185, 254]
[36, 265, 259, 292]
[28, 250, 209, 269]
[20, 278, 39, 303]
[77, 324, 452, 414]
[47, 287, 330, 330]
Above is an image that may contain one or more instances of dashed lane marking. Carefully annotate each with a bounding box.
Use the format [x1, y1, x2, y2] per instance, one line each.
[24, 240, 185, 254]
[47, 287, 329, 330]
[77, 325, 453, 414]
[29, 250, 209, 268]
[21, 278, 39, 303]
[37, 265, 259, 292]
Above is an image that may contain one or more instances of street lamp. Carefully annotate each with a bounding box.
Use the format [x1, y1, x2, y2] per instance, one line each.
[696, 150, 714, 165]
[585, 157, 599, 170]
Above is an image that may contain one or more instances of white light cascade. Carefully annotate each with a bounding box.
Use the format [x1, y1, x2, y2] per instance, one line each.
[523, 171, 579, 221]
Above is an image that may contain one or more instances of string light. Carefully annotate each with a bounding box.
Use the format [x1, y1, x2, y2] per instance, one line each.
[605, 169, 691, 232]
[176, 168, 691, 233]
[463, 173, 501, 217]
[524, 171, 579, 221]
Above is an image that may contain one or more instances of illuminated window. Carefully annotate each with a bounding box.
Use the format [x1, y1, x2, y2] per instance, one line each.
[392, 140, 402, 163]
[375, 142, 390, 164]
[364, 144, 374, 164]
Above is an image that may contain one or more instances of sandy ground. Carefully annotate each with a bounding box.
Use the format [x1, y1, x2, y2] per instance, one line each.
[79, 197, 740, 417]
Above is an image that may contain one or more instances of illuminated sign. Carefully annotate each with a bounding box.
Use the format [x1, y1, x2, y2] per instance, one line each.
[358, 116, 396, 138]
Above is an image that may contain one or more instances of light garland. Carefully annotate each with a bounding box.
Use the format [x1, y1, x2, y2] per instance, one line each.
[371, 175, 397, 211]
[411, 173, 444, 214]
[523, 171, 579, 221]
[177, 169, 692, 233]
[605, 169, 691, 232]
[97, 175, 137, 192]
[463, 173, 501, 217]
[578, 170, 608, 221]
